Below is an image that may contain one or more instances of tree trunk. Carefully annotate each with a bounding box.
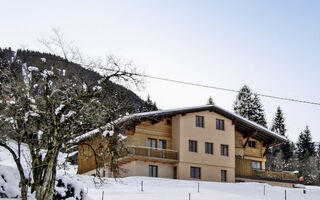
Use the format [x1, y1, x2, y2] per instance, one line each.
[34, 152, 59, 200]
[17, 165, 28, 200]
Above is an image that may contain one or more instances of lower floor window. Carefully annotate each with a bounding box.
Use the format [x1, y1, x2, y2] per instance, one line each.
[190, 167, 201, 179]
[149, 165, 158, 177]
[221, 170, 227, 182]
[252, 161, 261, 170]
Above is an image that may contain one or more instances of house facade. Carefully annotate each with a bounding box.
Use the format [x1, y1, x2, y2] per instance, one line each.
[78, 105, 293, 183]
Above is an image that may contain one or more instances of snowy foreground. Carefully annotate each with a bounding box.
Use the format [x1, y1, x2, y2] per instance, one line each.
[75, 175, 320, 200]
[1, 142, 320, 200]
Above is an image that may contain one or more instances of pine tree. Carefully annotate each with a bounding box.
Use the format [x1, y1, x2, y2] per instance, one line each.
[207, 96, 215, 105]
[296, 126, 315, 160]
[269, 106, 293, 160]
[233, 85, 267, 127]
[271, 107, 286, 135]
[251, 94, 267, 127]
[233, 85, 253, 119]
[142, 94, 158, 112]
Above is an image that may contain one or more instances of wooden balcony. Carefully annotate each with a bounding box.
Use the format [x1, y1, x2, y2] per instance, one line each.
[236, 157, 297, 183]
[125, 146, 179, 163]
[251, 170, 298, 182]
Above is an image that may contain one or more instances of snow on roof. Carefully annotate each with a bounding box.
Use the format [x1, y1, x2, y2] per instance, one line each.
[76, 105, 287, 144]
[211, 105, 288, 142]
[123, 105, 287, 143]
[71, 119, 126, 144]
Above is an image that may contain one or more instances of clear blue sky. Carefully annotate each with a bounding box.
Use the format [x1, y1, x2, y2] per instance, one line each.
[1, 0, 319, 142]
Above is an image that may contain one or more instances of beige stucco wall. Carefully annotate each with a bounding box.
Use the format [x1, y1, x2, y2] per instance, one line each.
[120, 160, 174, 178]
[84, 160, 174, 179]
[173, 111, 235, 182]
[177, 162, 235, 182]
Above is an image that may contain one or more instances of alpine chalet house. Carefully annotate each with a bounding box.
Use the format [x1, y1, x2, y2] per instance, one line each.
[78, 105, 297, 183]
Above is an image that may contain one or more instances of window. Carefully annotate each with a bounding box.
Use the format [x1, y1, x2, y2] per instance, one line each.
[148, 138, 157, 149]
[216, 119, 225, 130]
[159, 140, 167, 149]
[149, 165, 158, 177]
[195, 116, 204, 128]
[166, 119, 171, 125]
[221, 170, 227, 182]
[252, 161, 261, 170]
[190, 167, 201, 179]
[205, 142, 213, 154]
[189, 140, 197, 152]
[220, 144, 229, 156]
[248, 141, 256, 148]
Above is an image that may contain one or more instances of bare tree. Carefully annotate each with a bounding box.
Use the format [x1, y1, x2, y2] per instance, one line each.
[0, 31, 143, 200]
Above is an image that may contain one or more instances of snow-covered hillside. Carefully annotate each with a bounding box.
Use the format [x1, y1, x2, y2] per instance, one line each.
[1, 141, 320, 200]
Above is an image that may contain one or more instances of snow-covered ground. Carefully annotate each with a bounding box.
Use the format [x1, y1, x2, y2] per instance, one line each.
[1, 141, 320, 200]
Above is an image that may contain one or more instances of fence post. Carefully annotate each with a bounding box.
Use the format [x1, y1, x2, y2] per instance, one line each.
[189, 193, 191, 200]
[264, 185, 265, 196]
[198, 182, 200, 193]
[141, 181, 144, 192]
[102, 190, 104, 200]
[285, 189, 287, 200]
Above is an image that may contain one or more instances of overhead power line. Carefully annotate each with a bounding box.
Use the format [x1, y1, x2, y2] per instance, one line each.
[107, 68, 320, 106]
[141, 74, 320, 106]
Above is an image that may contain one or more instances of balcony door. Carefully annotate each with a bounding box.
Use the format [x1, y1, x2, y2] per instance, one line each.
[148, 138, 157, 149]
[159, 140, 167, 149]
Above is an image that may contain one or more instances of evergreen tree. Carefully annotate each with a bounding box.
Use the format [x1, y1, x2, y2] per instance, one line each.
[271, 106, 286, 136]
[296, 126, 315, 160]
[251, 94, 267, 127]
[270, 107, 293, 160]
[233, 85, 267, 127]
[141, 94, 158, 112]
[233, 85, 253, 119]
[207, 96, 215, 105]
[298, 156, 320, 185]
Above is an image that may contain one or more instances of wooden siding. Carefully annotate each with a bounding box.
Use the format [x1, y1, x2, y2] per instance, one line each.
[78, 135, 105, 174]
[125, 118, 173, 149]
[235, 156, 253, 176]
[235, 131, 266, 159]
[78, 118, 173, 174]
[235, 157, 297, 182]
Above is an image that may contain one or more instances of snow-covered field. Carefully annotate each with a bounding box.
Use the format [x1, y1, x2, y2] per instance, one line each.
[76, 176, 320, 200]
[1, 141, 320, 200]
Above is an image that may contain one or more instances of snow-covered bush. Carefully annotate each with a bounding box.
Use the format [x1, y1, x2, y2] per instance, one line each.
[0, 165, 20, 198]
[54, 173, 87, 200]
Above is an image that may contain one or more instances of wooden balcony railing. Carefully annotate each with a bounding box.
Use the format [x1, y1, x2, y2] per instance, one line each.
[251, 169, 298, 182]
[236, 157, 297, 182]
[126, 146, 179, 161]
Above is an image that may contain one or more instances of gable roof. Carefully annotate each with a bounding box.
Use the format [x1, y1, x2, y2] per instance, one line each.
[123, 105, 287, 145]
